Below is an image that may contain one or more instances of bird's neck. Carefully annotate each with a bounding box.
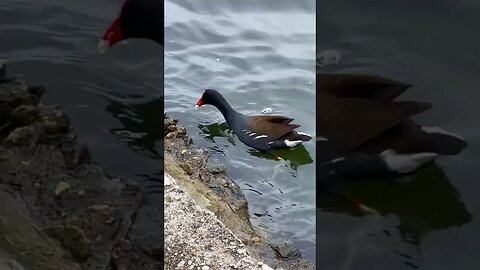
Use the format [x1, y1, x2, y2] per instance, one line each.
[214, 97, 236, 122]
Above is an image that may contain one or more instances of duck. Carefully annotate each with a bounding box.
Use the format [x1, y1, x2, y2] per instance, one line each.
[316, 73, 467, 179]
[98, 0, 163, 53]
[195, 89, 312, 152]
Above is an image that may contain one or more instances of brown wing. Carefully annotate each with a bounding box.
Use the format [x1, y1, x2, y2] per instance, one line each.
[247, 115, 299, 140]
[317, 90, 432, 152]
[317, 73, 411, 101]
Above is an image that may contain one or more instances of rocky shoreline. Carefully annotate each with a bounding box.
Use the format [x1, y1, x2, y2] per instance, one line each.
[1, 61, 315, 269]
[164, 118, 315, 270]
[0, 62, 162, 270]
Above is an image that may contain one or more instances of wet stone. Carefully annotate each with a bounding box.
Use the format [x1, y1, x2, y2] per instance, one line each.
[206, 158, 226, 175]
[125, 180, 140, 192]
[271, 241, 301, 258]
[177, 126, 186, 134]
[42, 110, 70, 134]
[11, 105, 40, 126]
[46, 225, 93, 260]
[6, 126, 35, 145]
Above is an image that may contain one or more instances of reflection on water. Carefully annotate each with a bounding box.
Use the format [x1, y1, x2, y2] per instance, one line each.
[198, 122, 314, 168]
[317, 0, 480, 269]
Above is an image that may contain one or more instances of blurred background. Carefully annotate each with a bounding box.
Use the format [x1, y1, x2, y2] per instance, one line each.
[317, 0, 480, 269]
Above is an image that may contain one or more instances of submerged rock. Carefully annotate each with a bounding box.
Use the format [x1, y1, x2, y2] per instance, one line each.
[46, 225, 93, 260]
[206, 158, 226, 174]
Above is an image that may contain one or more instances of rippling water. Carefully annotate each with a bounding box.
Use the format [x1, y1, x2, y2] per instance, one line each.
[165, 0, 316, 261]
[0, 0, 164, 200]
[317, 1, 480, 269]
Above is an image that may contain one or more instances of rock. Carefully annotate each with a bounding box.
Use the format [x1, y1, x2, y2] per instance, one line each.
[46, 225, 93, 260]
[11, 105, 40, 126]
[271, 241, 300, 259]
[41, 109, 70, 134]
[7, 260, 25, 270]
[206, 158, 226, 174]
[6, 126, 35, 145]
[55, 181, 70, 197]
[261, 264, 274, 270]
[27, 84, 45, 98]
[165, 131, 177, 139]
[0, 60, 6, 80]
[0, 79, 35, 109]
[179, 163, 193, 175]
[125, 180, 140, 192]
[177, 126, 186, 134]
[89, 204, 110, 211]
[165, 174, 174, 186]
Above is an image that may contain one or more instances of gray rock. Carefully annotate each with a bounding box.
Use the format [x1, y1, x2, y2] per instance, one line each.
[206, 158, 226, 174]
[271, 241, 301, 259]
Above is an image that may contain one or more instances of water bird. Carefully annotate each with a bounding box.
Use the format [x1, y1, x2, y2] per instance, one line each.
[316, 73, 467, 178]
[98, 0, 163, 53]
[195, 89, 312, 152]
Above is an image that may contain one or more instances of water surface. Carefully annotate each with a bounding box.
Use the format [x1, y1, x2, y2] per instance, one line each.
[0, 0, 164, 206]
[165, 0, 316, 261]
[317, 1, 480, 269]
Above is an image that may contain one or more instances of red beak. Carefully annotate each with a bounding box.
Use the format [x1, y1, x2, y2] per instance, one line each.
[98, 17, 124, 53]
[195, 98, 204, 109]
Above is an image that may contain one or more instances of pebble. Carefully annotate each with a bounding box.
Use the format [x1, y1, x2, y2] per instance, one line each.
[54, 181, 70, 197]
[201, 266, 210, 270]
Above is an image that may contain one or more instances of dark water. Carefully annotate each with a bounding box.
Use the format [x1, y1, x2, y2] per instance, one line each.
[317, 1, 480, 269]
[165, 0, 316, 261]
[0, 0, 164, 200]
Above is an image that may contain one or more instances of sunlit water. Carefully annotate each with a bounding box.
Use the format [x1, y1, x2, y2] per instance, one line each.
[317, 1, 480, 269]
[165, 0, 316, 261]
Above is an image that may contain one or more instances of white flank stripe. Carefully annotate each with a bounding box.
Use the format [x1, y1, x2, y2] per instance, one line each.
[284, 139, 302, 147]
[316, 136, 328, 142]
[421, 126, 465, 140]
[253, 135, 268, 139]
[297, 132, 312, 138]
[382, 152, 439, 174]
